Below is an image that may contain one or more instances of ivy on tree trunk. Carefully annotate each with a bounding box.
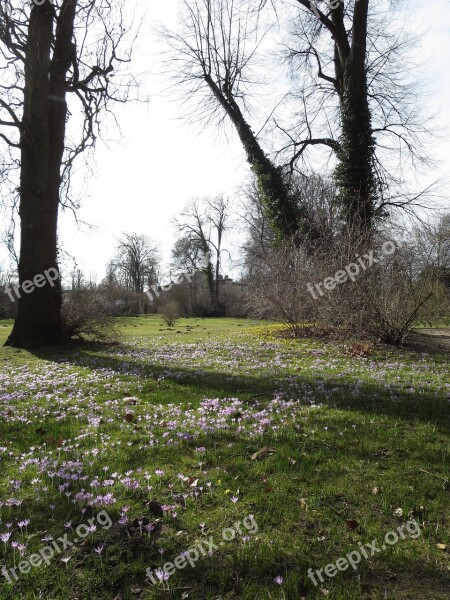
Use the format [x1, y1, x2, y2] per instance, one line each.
[334, 82, 377, 232]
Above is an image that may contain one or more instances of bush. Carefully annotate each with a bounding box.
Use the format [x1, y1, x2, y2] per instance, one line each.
[62, 290, 119, 342]
[159, 299, 179, 327]
[246, 227, 447, 346]
[324, 243, 436, 345]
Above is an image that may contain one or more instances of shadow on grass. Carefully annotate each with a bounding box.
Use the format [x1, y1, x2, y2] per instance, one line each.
[29, 340, 450, 431]
[3, 338, 450, 599]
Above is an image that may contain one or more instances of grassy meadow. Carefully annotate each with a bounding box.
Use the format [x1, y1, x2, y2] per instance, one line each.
[0, 316, 449, 599]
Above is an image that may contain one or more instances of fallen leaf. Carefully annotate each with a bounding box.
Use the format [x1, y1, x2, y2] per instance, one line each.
[345, 519, 359, 530]
[124, 413, 134, 422]
[436, 543, 447, 551]
[372, 487, 379, 495]
[251, 447, 276, 461]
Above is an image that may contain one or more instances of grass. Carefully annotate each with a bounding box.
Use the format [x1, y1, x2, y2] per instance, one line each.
[0, 316, 449, 599]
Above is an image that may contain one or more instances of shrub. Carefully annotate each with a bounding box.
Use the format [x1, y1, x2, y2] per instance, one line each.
[159, 299, 179, 327]
[62, 290, 119, 342]
[246, 227, 447, 346]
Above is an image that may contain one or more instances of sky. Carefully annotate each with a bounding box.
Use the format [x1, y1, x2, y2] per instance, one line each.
[5, 0, 450, 283]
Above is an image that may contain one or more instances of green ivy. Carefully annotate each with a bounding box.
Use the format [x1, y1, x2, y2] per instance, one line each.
[334, 82, 378, 231]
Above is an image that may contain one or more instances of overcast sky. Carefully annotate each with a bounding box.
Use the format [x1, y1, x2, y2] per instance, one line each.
[42, 1, 450, 282]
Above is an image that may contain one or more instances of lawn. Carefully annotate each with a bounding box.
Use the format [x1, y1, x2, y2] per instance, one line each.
[0, 316, 449, 599]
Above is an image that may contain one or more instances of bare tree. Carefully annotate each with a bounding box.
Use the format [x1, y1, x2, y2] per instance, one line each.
[162, 0, 307, 242]
[109, 233, 160, 295]
[173, 196, 230, 313]
[164, 0, 433, 236]
[171, 235, 206, 276]
[0, 0, 139, 348]
[240, 178, 275, 275]
[242, 173, 338, 276]
[279, 0, 433, 227]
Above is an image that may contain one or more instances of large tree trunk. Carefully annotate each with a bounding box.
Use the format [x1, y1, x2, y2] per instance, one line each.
[332, 0, 377, 231]
[335, 81, 377, 231]
[5, 1, 77, 349]
[296, 0, 377, 233]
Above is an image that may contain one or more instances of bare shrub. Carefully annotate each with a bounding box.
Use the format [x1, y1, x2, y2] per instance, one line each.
[246, 241, 324, 333]
[246, 225, 447, 345]
[159, 299, 179, 327]
[62, 290, 119, 342]
[325, 241, 437, 345]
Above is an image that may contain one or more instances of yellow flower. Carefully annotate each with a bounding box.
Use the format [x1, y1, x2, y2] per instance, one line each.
[224, 489, 231, 494]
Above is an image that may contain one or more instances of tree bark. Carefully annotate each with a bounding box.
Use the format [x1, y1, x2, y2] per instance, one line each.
[334, 0, 377, 231]
[297, 0, 377, 232]
[6, 1, 77, 349]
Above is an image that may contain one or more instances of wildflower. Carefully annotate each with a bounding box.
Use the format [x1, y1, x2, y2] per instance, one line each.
[155, 568, 170, 582]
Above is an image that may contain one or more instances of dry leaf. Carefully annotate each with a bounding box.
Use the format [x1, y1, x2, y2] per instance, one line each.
[345, 519, 359, 530]
[372, 487, 379, 495]
[251, 447, 276, 461]
[436, 543, 447, 551]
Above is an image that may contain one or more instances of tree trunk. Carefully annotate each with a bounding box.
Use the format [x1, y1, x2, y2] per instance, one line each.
[204, 74, 306, 243]
[296, 0, 377, 233]
[204, 250, 216, 313]
[335, 81, 377, 231]
[5, 1, 77, 349]
[333, 0, 377, 231]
